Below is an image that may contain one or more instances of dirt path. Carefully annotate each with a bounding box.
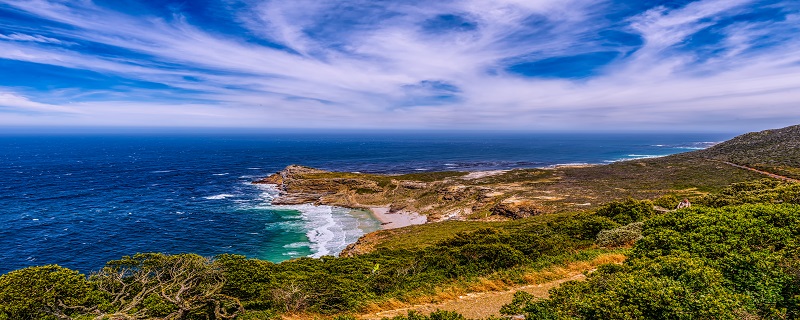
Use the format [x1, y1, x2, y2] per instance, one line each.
[715, 160, 800, 183]
[359, 273, 586, 319]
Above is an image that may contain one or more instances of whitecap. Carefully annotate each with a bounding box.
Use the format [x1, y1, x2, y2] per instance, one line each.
[244, 184, 380, 259]
[626, 154, 663, 159]
[284, 242, 311, 249]
[274, 204, 351, 258]
[247, 167, 262, 170]
[414, 168, 428, 171]
[212, 173, 230, 176]
[151, 170, 173, 173]
[204, 194, 235, 200]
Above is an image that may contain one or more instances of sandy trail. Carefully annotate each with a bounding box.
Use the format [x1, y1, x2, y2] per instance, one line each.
[360, 273, 586, 319]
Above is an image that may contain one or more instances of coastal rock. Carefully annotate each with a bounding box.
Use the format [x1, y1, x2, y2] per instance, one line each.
[255, 165, 382, 205]
[439, 185, 471, 201]
[271, 193, 326, 205]
[491, 199, 543, 219]
[340, 230, 387, 257]
[253, 164, 326, 185]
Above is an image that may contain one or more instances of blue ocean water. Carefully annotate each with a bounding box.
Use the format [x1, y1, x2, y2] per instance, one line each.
[0, 131, 731, 274]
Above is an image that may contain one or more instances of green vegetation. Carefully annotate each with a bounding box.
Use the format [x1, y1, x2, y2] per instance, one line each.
[595, 222, 643, 248]
[503, 203, 800, 319]
[695, 124, 800, 176]
[697, 179, 800, 207]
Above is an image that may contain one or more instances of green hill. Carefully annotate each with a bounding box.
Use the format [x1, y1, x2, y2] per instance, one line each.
[694, 124, 800, 178]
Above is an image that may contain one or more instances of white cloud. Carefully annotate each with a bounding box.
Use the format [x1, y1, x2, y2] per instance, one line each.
[0, 0, 798, 131]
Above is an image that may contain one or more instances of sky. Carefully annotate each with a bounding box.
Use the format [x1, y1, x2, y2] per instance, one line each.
[0, 0, 799, 132]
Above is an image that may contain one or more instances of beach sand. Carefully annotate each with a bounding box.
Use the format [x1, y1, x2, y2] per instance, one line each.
[369, 206, 427, 229]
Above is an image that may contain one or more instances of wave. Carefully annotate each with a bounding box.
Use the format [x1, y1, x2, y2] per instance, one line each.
[284, 242, 311, 249]
[274, 204, 346, 258]
[204, 194, 235, 200]
[252, 184, 378, 258]
[627, 154, 661, 158]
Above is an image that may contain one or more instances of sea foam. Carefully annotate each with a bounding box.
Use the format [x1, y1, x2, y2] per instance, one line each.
[254, 184, 378, 258]
[204, 194, 235, 200]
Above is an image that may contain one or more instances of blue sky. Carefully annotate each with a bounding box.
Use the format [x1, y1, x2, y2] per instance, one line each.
[0, 0, 799, 131]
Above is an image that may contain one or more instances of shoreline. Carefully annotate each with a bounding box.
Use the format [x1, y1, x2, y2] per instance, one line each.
[367, 206, 427, 229]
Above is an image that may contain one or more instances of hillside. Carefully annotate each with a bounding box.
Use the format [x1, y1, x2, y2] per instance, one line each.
[694, 124, 800, 179]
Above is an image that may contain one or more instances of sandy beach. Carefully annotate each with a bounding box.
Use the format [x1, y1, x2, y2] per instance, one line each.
[368, 206, 427, 229]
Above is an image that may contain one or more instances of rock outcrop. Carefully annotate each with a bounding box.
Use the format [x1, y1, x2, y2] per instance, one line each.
[255, 165, 382, 205]
[490, 199, 543, 219]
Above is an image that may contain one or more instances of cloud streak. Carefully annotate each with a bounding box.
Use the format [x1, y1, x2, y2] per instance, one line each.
[0, 0, 798, 131]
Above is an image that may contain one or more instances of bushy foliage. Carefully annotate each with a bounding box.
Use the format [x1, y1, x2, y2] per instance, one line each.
[505, 204, 800, 319]
[0, 254, 243, 320]
[90, 253, 242, 319]
[385, 310, 468, 320]
[548, 213, 620, 240]
[215, 221, 602, 314]
[697, 179, 800, 207]
[594, 199, 655, 225]
[595, 222, 643, 248]
[0, 265, 93, 320]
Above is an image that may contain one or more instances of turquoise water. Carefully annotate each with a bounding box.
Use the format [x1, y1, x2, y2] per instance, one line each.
[0, 131, 731, 273]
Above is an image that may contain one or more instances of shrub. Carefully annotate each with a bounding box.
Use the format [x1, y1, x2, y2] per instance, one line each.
[387, 310, 467, 320]
[595, 198, 655, 225]
[91, 253, 243, 319]
[505, 204, 800, 319]
[595, 222, 643, 248]
[0, 265, 93, 320]
[550, 213, 620, 240]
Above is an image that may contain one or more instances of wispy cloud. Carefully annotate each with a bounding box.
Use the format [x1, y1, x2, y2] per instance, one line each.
[0, 32, 66, 44]
[0, 0, 798, 131]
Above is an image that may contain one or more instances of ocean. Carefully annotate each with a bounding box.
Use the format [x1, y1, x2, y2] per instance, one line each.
[0, 131, 730, 274]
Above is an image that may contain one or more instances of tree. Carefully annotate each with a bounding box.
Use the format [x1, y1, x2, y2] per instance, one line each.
[90, 253, 243, 319]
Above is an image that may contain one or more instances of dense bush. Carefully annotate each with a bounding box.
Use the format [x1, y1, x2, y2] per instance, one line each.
[594, 199, 655, 225]
[505, 204, 800, 319]
[0, 254, 243, 320]
[385, 310, 468, 320]
[548, 213, 620, 240]
[697, 179, 800, 207]
[595, 222, 643, 248]
[0, 265, 93, 320]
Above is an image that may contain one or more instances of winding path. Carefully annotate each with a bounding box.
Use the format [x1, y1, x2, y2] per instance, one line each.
[360, 273, 586, 320]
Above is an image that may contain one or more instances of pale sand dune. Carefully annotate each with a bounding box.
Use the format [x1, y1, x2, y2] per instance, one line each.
[369, 206, 427, 229]
[460, 170, 509, 180]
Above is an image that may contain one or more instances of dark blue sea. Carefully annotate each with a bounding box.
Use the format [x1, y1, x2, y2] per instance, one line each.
[0, 131, 731, 274]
